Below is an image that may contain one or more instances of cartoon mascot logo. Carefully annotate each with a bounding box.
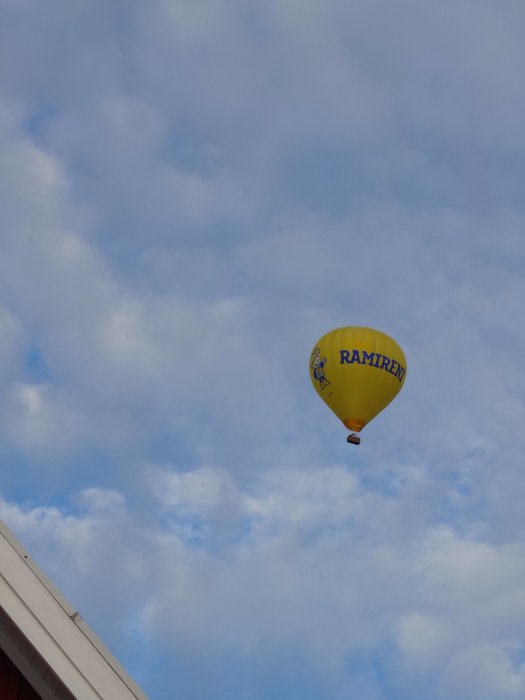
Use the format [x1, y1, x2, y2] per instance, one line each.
[310, 347, 331, 390]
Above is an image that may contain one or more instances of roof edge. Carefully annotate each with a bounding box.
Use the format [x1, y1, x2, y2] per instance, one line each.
[0, 519, 149, 700]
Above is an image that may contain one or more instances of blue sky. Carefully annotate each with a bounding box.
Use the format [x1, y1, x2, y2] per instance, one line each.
[1, 1, 525, 698]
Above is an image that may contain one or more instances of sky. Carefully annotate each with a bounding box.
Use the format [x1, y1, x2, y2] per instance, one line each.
[1, 0, 525, 698]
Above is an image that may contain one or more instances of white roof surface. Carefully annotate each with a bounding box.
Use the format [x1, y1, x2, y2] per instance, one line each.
[0, 519, 149, 700]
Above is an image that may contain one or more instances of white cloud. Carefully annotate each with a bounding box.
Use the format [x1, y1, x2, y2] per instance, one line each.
[0, 305, 23, 382]
[398, 612, 450, 670]
[1, 1, 525, 697]
[3, 466, 525, 699]
[3, 382, 85, 456]
[439, 642, 525, 700]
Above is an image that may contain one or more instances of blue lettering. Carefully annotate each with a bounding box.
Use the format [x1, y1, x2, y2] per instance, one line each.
[362, 351, 375, 366]
[340, 348, 406, 383]
[350, 349, 362, 364]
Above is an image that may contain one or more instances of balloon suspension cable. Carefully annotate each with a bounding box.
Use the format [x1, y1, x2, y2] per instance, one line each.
[347, 433, 361, 445]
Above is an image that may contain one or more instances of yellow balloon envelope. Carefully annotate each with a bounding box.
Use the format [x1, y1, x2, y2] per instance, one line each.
[309, 327, 407, 435]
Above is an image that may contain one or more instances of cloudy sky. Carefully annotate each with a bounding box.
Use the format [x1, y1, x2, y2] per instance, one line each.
[1, 0, 525, 698]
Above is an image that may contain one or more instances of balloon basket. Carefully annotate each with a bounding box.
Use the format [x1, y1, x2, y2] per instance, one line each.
[346, 433, 361, 445]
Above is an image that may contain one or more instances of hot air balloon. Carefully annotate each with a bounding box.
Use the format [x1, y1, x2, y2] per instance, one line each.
[309, 327, 407, 444]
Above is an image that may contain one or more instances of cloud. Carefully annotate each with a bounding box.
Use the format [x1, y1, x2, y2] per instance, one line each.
[1, 0, 525, 698]
[2, 464, 525, 699]
[438, 642, 525, 699]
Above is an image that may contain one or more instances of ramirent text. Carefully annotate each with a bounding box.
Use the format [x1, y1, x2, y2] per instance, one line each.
[339, 349, 406, 382]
